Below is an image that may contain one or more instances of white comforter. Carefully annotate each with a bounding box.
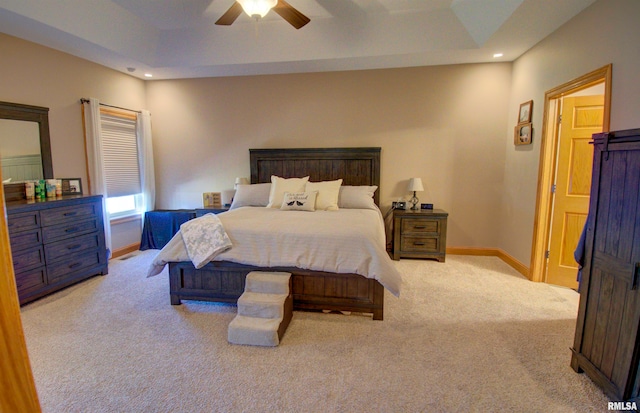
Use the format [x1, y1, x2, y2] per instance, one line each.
[148, 207, 402, 296]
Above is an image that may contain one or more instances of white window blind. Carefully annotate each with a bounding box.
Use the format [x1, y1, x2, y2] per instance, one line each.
[100, 111, 141, 197]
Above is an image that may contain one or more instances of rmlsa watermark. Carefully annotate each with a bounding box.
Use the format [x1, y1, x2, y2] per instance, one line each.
[609, 401, 638, 411]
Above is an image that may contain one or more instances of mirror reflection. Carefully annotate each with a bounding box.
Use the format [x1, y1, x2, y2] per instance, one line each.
[0, 118, 43, 183]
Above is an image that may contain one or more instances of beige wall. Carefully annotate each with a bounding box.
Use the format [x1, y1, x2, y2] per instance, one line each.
[147, 63, 512, 248]
[2, 0, 638, 258]
[500, 0, 640, 265]
[0, 33, 146, 250]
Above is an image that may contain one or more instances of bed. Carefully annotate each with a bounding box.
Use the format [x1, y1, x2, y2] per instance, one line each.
[158, 147, 398, 320]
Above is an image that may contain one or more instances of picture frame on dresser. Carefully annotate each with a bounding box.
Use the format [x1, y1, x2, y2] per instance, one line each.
[61, 178, 82, 195]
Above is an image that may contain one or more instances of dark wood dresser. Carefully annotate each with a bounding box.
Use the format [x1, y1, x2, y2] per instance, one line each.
[6, 195, 108, 305]
[571, 129, 640, 402]
[392, 208, 448, 262]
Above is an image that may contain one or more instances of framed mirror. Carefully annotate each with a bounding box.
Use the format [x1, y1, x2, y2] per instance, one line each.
[0, 101, 53, 201]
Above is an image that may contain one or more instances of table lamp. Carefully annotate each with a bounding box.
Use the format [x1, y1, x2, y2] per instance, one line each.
[234, 177, 249, 189]
[407, 178, 424, 210]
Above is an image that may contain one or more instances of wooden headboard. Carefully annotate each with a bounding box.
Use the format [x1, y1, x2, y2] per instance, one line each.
[250, 147, 381, 206]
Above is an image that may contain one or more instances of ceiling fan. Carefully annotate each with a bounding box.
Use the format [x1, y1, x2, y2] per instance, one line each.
[215, 0, 310, 29]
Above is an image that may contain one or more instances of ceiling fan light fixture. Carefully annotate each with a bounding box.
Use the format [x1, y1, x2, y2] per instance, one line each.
[237, 0, 278, 19]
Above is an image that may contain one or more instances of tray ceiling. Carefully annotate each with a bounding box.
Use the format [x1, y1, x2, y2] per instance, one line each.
[0, 0, 596, 79]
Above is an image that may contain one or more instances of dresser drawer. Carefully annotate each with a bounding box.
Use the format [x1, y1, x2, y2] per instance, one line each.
[40, 202, 99, 226]
[401, 236, 439, 253]
[12, 246, 45, 273]
[45, 232, 101, 263]
[15, 267, 47, 296]
[8, 211, 40, 234]
[9, 228, 42, 252]
[47, 249, 103, 284]
[401, 218, 440, 234]
[42, 218, 100, 243]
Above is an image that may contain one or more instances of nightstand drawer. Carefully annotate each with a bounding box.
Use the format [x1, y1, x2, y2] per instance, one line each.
[401, 218, 440, 234]
[401, 236, 439, 253]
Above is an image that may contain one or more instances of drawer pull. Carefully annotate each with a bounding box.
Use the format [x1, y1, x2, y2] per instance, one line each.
[65, 227, 79, 233]
[68, 244, 82, 251]
[414, 226, 427, 229]
[69, 262, 82, 269]
[413, 242, 426, 246]
[64, 211, 78, 217]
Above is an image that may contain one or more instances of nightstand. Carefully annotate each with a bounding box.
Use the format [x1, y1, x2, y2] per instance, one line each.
[392, 208, 448, 262]
[195, 207, 230, 217]
[140, 209, 196, 250]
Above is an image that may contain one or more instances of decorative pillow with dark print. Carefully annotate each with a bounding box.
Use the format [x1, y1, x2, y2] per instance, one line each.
[280, 191, 318, 211]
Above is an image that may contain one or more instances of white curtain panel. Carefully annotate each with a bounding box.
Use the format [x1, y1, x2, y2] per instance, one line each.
[82, 98, 112, 257]
[137, 109, 155, 224]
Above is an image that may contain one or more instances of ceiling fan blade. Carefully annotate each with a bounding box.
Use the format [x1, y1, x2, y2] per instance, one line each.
[215, 2, 243, 25]
[273, 0, 310, 29]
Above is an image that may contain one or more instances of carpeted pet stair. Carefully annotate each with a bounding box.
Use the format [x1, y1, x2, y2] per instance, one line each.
[228, 271, 293, 347]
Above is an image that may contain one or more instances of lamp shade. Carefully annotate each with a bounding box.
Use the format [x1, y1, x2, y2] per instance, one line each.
[235, 177, 249, 185]
[237, 0, 277, 18]
[407, 177, 424, 192]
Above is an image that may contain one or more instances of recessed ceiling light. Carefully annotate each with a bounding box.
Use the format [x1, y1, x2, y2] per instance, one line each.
[144, 73, 153, 78]
[493, 53, 503, 58]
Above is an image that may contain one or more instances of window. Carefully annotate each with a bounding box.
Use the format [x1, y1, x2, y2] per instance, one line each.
[99, 109, 142, 218]
[106, 194, 142, 218]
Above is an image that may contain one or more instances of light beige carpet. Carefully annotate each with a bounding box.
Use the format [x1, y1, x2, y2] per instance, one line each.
[20, 251, 610, 412]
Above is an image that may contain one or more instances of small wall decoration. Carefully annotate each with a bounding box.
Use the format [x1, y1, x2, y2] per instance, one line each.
[515, 100, 533, 146]
[61, 178, 82, 195]
[518, 100, 533, 124]
[203, 192, 222, 208]
[514, 122, 533, 145]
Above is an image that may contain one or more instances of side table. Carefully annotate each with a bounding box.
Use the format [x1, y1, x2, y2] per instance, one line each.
[195, 207, 230, 217]
[392, 208, 448, 262]
[140, 209, 196, 250]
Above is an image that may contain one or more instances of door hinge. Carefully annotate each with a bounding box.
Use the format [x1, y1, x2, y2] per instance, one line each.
[558, 114, 562, 124]
[545, 250, 550, 259]
[551, 184, 556, 194]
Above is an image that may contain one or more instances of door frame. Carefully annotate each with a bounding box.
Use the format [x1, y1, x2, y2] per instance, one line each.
[0, 172, 42, 411]
[529, 64, 612, 283]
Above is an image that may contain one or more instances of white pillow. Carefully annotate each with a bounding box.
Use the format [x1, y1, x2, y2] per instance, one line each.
[266, 176, 309, 208]
[229, 183, 271, 210]
[280, 191, 318, 211]
[338, 185, 378, 209]
[305, 179, 342, 211]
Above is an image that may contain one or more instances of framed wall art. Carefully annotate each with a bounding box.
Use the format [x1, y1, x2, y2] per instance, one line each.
[518, 100, 533, 124]
[514, 123, 532, 145]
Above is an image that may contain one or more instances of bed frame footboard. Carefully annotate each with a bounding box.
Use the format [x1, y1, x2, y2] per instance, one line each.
[169, 261, 384, 320]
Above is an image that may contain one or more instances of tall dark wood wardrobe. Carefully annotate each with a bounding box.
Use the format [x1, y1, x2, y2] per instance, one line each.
[571, 128, 640, 401]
